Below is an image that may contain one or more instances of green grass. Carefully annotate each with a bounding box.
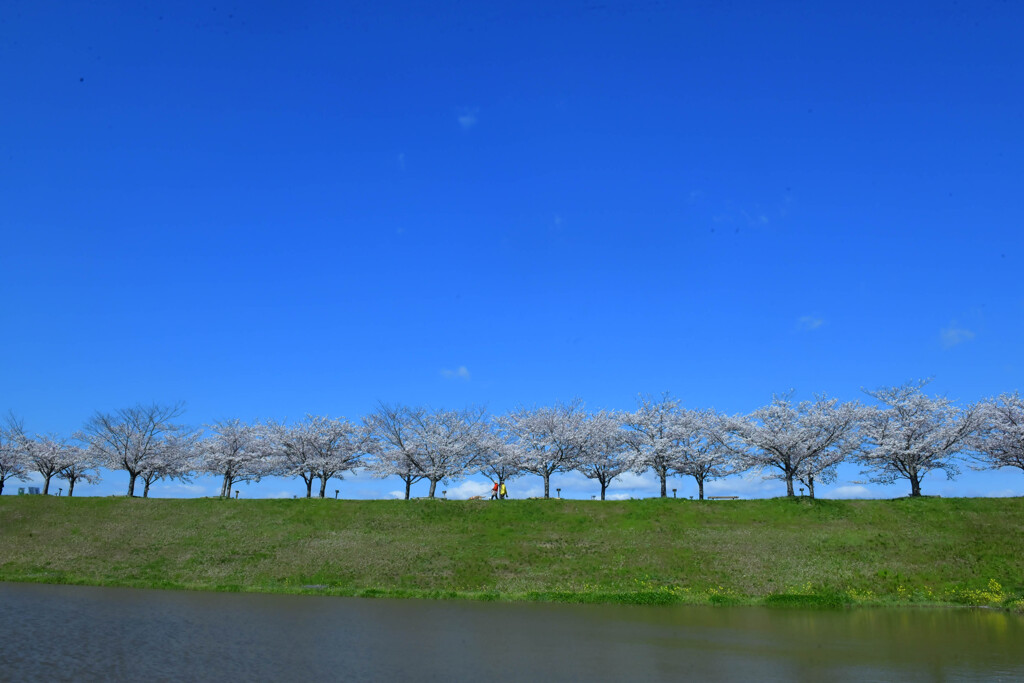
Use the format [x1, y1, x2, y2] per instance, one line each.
[2, 496, 1023, 611]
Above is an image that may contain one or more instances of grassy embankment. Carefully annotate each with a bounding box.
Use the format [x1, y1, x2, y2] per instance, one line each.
[1, 496, 1022, 610]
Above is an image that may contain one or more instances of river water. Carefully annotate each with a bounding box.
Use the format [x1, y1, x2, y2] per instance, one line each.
[1, 582, 1022, 681]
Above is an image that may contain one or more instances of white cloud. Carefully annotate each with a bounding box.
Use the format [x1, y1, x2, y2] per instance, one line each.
[511, 482, 544, 499]
[457, 108, 479, 130]
[941, 322, 975, 348]
[825, 485, 874, 499]
[613, 471, 658, 489]
[797, 316, 824, 331]
[705, 473, 782, 499]
[442, 480, 493, 500]
[388, 490, 405, 499]
[147, 482, 210, 498]
[440, 366, 471, 380]
[159, 483, 207, 494]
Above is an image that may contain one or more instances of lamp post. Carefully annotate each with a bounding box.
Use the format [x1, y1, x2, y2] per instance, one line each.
[234, 490, 239, 499]
[442, 490, 447, 499]
[58, 488, 63, 497]
[799, 487, 804, 497]
[672, 488, 677, 498]
[335, 490, 339, 499]
[556, 488, 561, 498]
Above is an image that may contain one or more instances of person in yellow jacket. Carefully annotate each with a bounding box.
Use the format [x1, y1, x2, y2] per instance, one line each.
[499, 482, 508, 499]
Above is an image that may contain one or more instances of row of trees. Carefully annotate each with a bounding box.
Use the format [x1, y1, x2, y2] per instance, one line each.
[2, 382, 1022, 500]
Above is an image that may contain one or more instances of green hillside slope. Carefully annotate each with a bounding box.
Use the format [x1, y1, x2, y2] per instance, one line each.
[2, 496, 1022, 610]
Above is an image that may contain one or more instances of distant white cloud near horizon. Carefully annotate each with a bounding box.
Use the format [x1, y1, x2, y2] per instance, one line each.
[444, 480, 492, 499]
[827, 485, 875, 499]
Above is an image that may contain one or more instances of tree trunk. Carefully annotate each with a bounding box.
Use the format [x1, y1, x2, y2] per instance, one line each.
[909, 472, 922, 497]
[404, 477, 412, 500]
[143, 479, 151, 498]
[43, 474, 52, 495]
[127, 472, 137, 497]
[807, 475, 816, 499]
[697, 477, 705, 501]
[221, 474, 231, 498]
[319, 477, 328, 499]
[0, 479, 5, 495]
[543, 472, 550, 499]
[428, 479, 437, 498]
[600, 481, 607, 500]
[785, 475, 794, 497]
[305, 477, 313, 498]
[68, 479, 76, 497]
[659, 469, 667, 498]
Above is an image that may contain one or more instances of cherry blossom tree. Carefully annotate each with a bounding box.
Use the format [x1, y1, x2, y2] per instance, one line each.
[138, 429, 198, 498]
[577, 411, 632, 500]
[858, 381, 981, 497]
[478, 424, 524, 490]
[58, 442, 101, 496]
[672, 409, 737, 501]
[405, 406, 488, 498]
[300, 415, 367, 499]
[0, 414, 29, 495]
[275, 417, 326, 498]
[623, 393, 685, 498]
[724, 393, 863, 498]
[82, 402, 188, 497]
[196, 419, 277, 498]
[495, 399, 587, 499]
[23, 434, 73, 495]
[363, 403, 425, 500]
[971, 392, 1024, 475]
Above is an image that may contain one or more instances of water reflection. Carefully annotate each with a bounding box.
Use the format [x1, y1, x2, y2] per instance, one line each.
[1, 583, 1021, 681]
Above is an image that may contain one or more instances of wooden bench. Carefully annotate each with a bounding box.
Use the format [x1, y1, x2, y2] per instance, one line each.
[707, 496, 739, 500]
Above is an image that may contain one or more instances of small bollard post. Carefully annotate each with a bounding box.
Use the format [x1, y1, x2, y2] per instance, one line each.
[556, 488, 561, 498]
[442, 490, 447, 499]
[234, 490, 239, 499]
[799, 487, 804, 497]
[672, 488, 677, 498]
[335, 490, 339, 499]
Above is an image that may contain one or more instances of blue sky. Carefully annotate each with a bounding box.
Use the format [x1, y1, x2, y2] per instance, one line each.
[2, 0, 1022, 500]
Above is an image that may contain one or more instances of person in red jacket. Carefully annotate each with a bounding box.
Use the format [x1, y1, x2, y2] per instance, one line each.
[490, 481, 500, 500]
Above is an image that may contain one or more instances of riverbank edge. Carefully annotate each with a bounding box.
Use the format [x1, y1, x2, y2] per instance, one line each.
[2, 574, 1020, 613]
